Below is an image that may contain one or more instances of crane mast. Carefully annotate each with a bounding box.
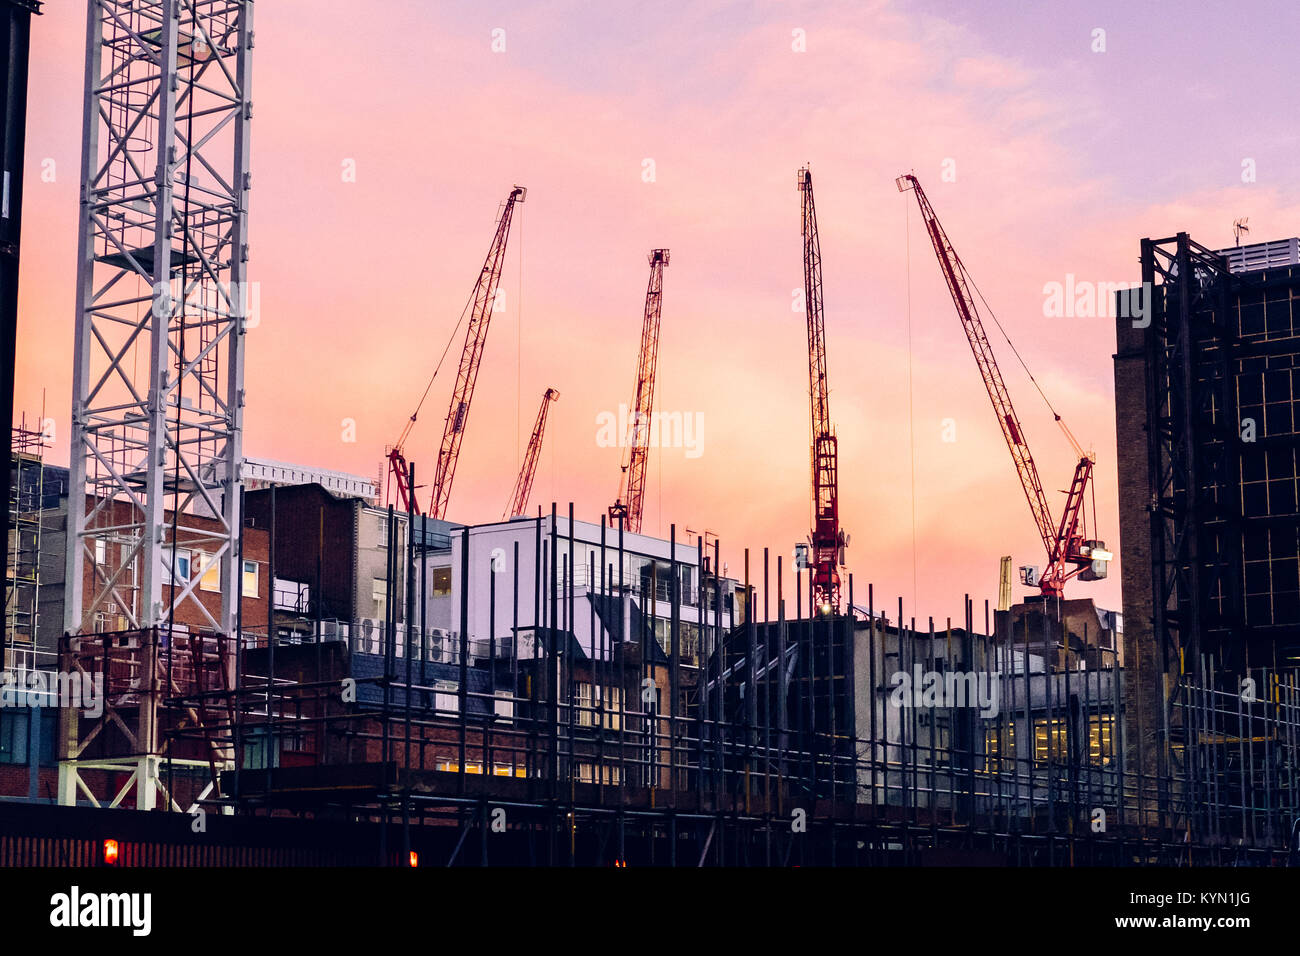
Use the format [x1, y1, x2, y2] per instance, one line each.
[504, 387, 560, 519]
[798, 168, 846, 613]
[896, 173, 1099, 596]
[609, 249, 669, 534]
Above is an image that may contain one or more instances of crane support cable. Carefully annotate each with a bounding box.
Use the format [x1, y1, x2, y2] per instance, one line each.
[393, 270, 481, 450]
[961, 258, 1087, 461]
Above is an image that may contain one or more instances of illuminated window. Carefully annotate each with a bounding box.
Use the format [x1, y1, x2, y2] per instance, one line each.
[436, 760, 482, 774]
[198, 552, 220, 592]
[1089, 715, 1114, 766]
[431, 566, 452, 597]
[1033, 718, 1068, 767]
[982, 724, 1015, 774]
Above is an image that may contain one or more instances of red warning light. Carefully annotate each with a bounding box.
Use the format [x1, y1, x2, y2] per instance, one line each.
[408, 850, 419, 868]
[103, 839, 120, 866]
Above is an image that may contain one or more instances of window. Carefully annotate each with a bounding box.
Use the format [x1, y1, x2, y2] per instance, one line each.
[198, 552, 220, 592]
[94, 537, 108, 567]
[494, 690, 514, 721]
[575, 762, 623, 785]
[434, 681, 459, 713]
[242, 559, 259, 597]
[1034, 718, 1068, 767]
[576, 683, 622, 730]
[982, 724, 1015, 774]
[242, 730, 275, 770]
[372, 577, 388, 621]
[1089, 715, 1114, 766]
[163, 548, 191, 584]
[431, 566, 452, 597]
[38, 710, 56, 766]
[0, 711, 29, 765]
[436, 760, 482, 774]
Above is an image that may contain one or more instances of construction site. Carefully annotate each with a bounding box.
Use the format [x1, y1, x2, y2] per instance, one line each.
[2, 0, 1299, 873]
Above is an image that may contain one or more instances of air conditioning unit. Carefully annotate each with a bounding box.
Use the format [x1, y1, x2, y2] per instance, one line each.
[359, 618, 384, 655]
[427, 627, 449, 664]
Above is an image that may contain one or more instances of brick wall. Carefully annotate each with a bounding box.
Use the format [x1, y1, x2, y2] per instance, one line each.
[1113, 303, 1163, 803]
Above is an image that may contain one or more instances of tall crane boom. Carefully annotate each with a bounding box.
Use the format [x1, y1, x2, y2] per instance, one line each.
[897, 173, 1102, 596]
[798, 168, 846, 612]
[426, 185, 526, 519]
[609, 249, 669, 534]
[504, 387, 560, 520]
[386, 186, 527, 517]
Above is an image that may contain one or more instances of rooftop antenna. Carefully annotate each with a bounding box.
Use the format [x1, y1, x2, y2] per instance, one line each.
[1234, 217, 1250, 247]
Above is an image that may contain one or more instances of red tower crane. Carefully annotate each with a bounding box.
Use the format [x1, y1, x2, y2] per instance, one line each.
[896, 174, 1108, 597]
[798, 168, 847, 613]
[609, 249, 669, 534]
[504, 387, 560, 520]
[386, 185, 526, 517]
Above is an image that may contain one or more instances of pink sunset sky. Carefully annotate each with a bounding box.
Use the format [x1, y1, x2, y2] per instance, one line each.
[14, 0, 1300, 624]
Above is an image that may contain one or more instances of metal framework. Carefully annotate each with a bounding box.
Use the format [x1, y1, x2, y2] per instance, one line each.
[149, 505, 1300, 867]
[797, 169, 845, 612]
[1140, 235, 1240, 680]
[1, 1, 43, 605]
[898, 174, 1097, 597]
[63, 0, 253, 808]
[609, 249, 669, 535]
[503, 387, 558, 519]
[6, 420, 46, 671]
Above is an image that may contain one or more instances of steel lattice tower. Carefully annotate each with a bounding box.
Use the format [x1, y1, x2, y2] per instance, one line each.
[62, 0, 252, 809]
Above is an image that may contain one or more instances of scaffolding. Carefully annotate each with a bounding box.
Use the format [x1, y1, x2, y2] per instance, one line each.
[139, 505, 1300, 866]
[6, 420, 47, 673]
